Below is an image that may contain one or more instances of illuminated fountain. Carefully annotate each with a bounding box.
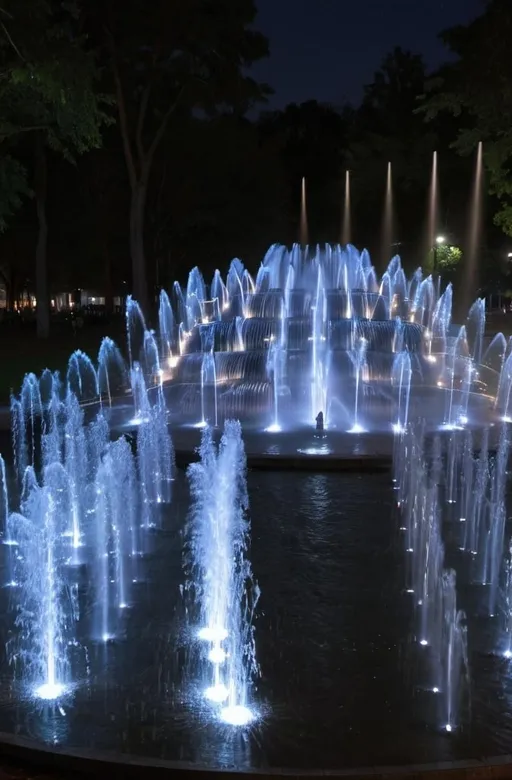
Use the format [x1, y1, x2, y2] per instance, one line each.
[161, 243, 506, 435]
[8, 463, 77, 701]
[187, 420, 259, 726]
[394, 426, 468, 732]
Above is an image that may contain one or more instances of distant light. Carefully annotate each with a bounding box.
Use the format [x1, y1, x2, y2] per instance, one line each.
[508, 253, 512, 259]
[432, 687, 439, 693]
[168, 356, 179, 369]
[504, 649, 512, 659]
[445, 724, 452, 733]
[419, 639, 428, 646]
[265, 423, 281, 433]
[392, 423, 404, 434]
[436, 235, 446, 245]
[348, 423, 366, 434]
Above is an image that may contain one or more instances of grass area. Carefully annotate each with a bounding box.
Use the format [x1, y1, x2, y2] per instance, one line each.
[0, 320, 126, 404]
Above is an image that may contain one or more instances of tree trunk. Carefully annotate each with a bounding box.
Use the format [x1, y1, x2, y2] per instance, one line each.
[34, 133, 49, 339]
[130, 178, 149, 313]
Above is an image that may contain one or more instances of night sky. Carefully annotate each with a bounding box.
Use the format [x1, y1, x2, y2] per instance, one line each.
[252, 0, 483, 108]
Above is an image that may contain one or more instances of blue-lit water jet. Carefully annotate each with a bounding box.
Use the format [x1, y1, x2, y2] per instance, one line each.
[187, 421, 259, 726]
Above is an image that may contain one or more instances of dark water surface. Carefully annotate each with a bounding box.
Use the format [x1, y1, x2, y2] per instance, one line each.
[0, 471, 511, 770]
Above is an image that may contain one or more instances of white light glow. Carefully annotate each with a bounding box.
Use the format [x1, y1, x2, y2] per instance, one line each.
[436, 235, 446, 244]
[265, 423, 281, 433]
[205, 683, 229, 703]
[419, 639, 428, 646]
[168, 356, 179, 369]
[432, 687, 439, 693]
[220, 704, 255, 726]
[504, 649, 512, 659]
[348, 423, 366, 434]
[445, 723, 452, 733]
[208, 646, 227, 664]
[392, 423, 404, 434]
[34, 682, 67, 701]
[198, 626, 228, 642]
[128, 416, 150, 427]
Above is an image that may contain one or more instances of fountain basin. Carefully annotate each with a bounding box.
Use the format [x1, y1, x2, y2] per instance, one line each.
[0, 470, 511, 773]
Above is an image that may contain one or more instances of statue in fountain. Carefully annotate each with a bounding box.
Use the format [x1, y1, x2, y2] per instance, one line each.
[315, 411, 324, 432]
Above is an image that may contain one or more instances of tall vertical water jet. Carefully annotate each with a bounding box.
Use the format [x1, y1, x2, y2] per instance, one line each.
[463, 141, 484, 315]
[8, 464, 75, 700]
[341, 170, 351, 245]
[187, 421, 259, 726]
[91, 437, 138, 641]
[0, 455, 8, 537]
[300, 176, 308, 246]
[426, 151, 439, 259]
[381, 162, 394, 265]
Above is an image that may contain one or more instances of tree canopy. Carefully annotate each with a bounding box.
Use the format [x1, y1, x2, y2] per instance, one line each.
[0, 0, 112, 335]
[421, 0, 512, 236]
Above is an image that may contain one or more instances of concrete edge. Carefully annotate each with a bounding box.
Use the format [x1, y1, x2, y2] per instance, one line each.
[0, 732, 512, 780]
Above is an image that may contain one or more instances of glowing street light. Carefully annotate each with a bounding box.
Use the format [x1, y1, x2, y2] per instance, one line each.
[433, 235, 446, 274]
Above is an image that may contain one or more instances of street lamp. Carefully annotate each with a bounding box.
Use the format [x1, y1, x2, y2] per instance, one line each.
[433, 235, 446, 274]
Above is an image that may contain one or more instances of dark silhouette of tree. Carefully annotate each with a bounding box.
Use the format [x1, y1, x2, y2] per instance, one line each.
[155, 114, 288, 282]
[85, 0, 271, 314]
[0, 0, 111, 337]
[260, 100, 353, 242]
[421, 0, 512, 237]
[349, 47, 436, 259]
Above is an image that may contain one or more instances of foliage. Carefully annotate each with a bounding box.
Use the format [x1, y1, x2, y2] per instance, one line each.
[83, 0, 271, 309]
[420, 0, 512, 236]
[0, 0, 113, 211]
[259, 100, 352, 241]
[0, 154, 31, 230]
[425, 244, 463, 274]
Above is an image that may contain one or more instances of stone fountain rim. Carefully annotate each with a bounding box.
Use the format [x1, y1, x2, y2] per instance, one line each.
[0, 730, 511, 780]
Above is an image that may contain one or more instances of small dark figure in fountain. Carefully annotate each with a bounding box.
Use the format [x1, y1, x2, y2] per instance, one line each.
[315, 411, 324, 432]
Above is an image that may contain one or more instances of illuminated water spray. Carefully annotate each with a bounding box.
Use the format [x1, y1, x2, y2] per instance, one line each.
[300, 176, 308, 246]
[8, 464, 76, 700]
[341, 169, 351, 245]
[187, 421, 260, 726]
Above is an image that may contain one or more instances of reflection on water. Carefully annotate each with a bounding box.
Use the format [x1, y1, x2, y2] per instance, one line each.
[0, 472, 511, 769]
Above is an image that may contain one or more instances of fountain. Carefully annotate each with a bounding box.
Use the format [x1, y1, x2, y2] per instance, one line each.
[187, 420, 259, 726]
[394, 426, 469, 732]
[5, 218, 512, 769]
[8, 463, 76, 700]
[341, 169, 351, 245]
[162, 243, 507, 433]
